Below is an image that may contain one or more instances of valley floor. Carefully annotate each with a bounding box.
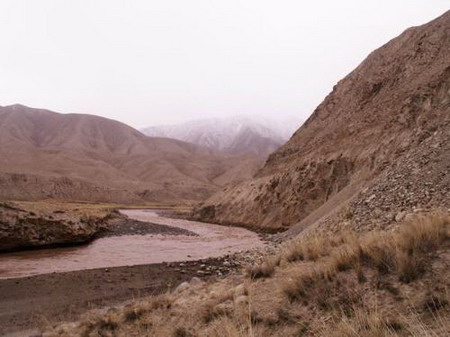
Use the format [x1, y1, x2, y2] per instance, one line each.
[0, 256, 245, 335]
[42, 212, 449, 337]
[0, 203, 266, 335]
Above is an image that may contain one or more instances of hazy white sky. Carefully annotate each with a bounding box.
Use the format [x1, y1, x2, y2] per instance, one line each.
[0, 1, 448, 128]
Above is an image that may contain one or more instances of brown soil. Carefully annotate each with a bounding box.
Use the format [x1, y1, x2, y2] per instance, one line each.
[0, 257, 241, 335]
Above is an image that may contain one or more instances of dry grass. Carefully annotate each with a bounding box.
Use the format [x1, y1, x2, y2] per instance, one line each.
[246, 255, 281, 279]
[318, 306, 403, 337]
[122, 295, 173, 323]
[78, 309, 121, 337]
[207, 316, 257, 337]
[283, 214, 450, 302]
[359, 214, 449, 282]
[284, 236, 331, 262]
[283, 232, 357, 263]
[318, 302, 450, 337]
[45, 213, 450, 337]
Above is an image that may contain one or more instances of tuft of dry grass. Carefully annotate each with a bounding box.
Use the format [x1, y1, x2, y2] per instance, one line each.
[318, 306, 403, 337]
[282, 214, 450, 302]
[44, 214, 450, 337]
[78, 309, 121, 337]
[284, 236, 331, 262]
[318, 301, 450, 337]
[282, 264, 339, 304]
[246, 255, 281, 279]
[123, 295, 173, 323]
[207, 316, 257, 337]
[283, 232, 358, 263]
[360, 214, 449, 282]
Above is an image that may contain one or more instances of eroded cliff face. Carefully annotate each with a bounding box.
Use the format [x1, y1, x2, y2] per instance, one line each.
[193, 11, 450, 231]
[0, 203, 104, 252]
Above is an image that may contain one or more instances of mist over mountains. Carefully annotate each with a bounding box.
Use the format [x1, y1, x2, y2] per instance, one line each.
[0, 104, 263, 203]
[141, 115, 302, 158]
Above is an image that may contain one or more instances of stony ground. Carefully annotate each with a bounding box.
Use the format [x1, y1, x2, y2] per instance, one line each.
[0, 244, 276, 335]
[42, 213, 450, 337]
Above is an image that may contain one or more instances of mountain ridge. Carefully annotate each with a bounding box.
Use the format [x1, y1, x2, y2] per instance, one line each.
[142, 115, 301, 158]
[0, 104, 263, 203]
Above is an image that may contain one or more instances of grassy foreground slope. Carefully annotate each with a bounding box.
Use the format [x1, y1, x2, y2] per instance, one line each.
[46, 213, 449, 336]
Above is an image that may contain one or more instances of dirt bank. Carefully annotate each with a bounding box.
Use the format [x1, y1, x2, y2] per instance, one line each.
[0, 256, 243, 335]
[0, 202, 104, 252]
[99, 216, 196, 238]
[0, 202, 196, 253]
[0, 209, 266, 335]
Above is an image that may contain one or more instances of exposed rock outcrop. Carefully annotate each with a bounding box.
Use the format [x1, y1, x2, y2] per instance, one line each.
[0, 203, 103, 251]
[193, 11, 450, 232]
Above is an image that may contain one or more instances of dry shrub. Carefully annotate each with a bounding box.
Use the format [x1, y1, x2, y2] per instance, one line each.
[284, 271, 361, 313]
[421, 291, 449, 313]
[246, 255, 281, 279]
[318, 303, 450, 337]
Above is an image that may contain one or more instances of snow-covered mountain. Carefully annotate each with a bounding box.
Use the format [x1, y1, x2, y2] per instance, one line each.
[141, 115, 302, 158]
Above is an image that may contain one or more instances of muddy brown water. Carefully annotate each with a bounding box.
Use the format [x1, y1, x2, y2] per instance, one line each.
[0, 210, 264, 279]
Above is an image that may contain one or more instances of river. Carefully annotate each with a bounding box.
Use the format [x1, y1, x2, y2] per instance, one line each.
[0, 209, 263, 279]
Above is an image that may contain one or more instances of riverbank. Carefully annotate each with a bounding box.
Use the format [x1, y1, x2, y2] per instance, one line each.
[0, 207, 267, 335]
[0, 254, 248, 335]
[0, 202, 196, 253]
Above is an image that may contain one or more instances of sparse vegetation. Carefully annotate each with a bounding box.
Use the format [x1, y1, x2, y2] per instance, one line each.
[282, 214, 449, 302]
[246, 255, 281, 279]
[44, 214, 450, 337]
[283, 231, 357, 263]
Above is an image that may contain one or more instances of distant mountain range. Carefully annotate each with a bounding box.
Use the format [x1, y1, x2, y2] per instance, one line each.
[141, 115, 302, 158]
[0, 104, 263, 203]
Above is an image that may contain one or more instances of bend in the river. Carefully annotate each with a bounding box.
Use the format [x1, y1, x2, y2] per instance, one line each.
[0, 209, 264, 279]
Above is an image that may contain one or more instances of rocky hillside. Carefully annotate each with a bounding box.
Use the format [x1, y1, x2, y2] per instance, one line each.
[0, 105, 262, 203]
[142, 115, 301, 158]
[194, 11, 450, 232]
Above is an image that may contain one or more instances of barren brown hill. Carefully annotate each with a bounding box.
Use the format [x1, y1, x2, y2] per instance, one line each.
[194, 11, 450, 232]
[0, 104, 262, 203]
